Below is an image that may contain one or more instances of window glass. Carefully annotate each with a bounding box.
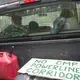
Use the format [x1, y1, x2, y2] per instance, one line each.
[0, 2, 80, 38]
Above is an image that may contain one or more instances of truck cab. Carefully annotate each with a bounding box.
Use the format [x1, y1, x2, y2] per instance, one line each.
[0, 0, 80, 79]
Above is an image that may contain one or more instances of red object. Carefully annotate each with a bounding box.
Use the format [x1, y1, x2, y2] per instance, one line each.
[0, 52, 19, 80]
[24, 0, 35, 3]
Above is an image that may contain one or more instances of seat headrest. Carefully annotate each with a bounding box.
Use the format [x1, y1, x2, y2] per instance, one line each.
[60, 9, 74, 18]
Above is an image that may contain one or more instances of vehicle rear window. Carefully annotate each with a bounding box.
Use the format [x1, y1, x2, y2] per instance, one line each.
[0, 2, 80, 38]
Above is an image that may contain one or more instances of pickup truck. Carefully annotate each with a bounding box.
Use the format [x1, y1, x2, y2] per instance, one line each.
[0, 0, 80, 80]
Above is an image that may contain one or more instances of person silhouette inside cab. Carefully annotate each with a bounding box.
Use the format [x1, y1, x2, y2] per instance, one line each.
[52, 9, 79, 34]
[28, 21, 39, 33]
[0, 15, 27, 38]
[60, 9, 79, 30]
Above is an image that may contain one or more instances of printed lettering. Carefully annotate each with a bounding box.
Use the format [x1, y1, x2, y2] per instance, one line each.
[66, 73, 73, 79]
[39, 69, 46, 75]
[74, 74, 80, 80]
[46, 70, 53, 76]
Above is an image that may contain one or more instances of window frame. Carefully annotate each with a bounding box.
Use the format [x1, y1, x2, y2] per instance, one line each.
[0, 1, 80, 43]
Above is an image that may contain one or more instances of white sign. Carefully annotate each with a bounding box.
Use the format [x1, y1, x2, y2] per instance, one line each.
[18, 58, 80, 80]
